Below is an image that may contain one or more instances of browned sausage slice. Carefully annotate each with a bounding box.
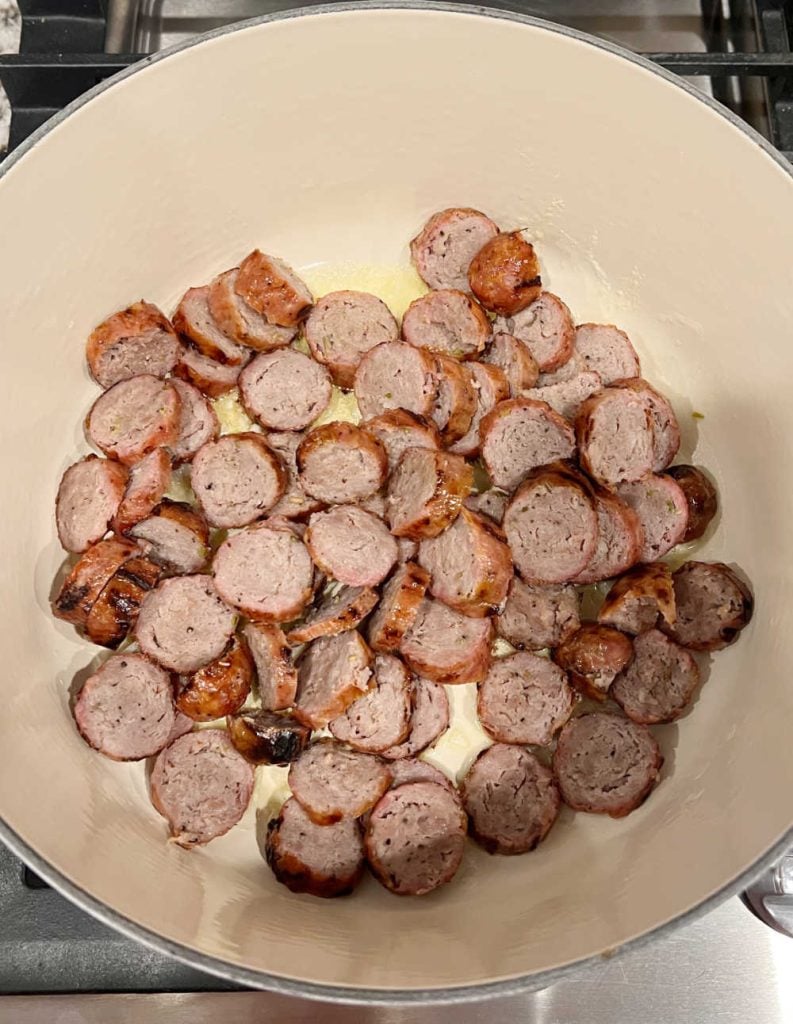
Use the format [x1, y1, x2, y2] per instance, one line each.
[294, 630, 374, 728]
[287, 585, 379, 645]
[573, 488, 643, 585]
[367, 562, 430, 653]
[228, 711, 310, 765]
[74, 652, 176, 761]
[464, 488, 509, 524]
[176, 634, 253, 722]
[665, 466, 718, 542]
[297, 422, 388, 505]
[243, 621, 298, 710]
[235, 249, 313, 327]
[530, 369, 603, 421]
[495, 577, 580, 650]
[402, 289, 491, 359]
[305, 290, 399, 388]
[388, 758, 456, 792]
[169, 378, 219, 463]
[468, 231, 542, 315]
[482, 332, 539, 395]
[495, 293, 575, 373]
[239, 349, 332, 431]
[190, 432, 286, 528]
[362, 409, 440, 473]
[112, 448, 172, 535]
[613, 378, 679, 470]
[305, 505, 397, 586]
[616, 474, 689, 561]
[552, 712, 663, 817]
[56, 455, 129, 553]
[86, 301, 182, 389]
[448, 362, 509, 457]
[611, 628, 700, 724]
[381, 677, 449, 760]
[386, 447, 473, 539]
[477, 651, 575, 746]
[150, 729, 254, 847]
[129, 500, 210, 575]
[597, 562, 677, 635]
[330, 654, 413, 753]
[575, 387, 655, 486]
[574, 323, 641, 384]
[53, 536, 140, 625]
[430, 353, 478, 445]
[410, 207, 499, 291]
[289, 738, 392, 824]
[354, 341, 438, 420]
[462, 744, 560, 855]
[553, 624, 634, 700]
[86, 375, 181, 466]
[400, 598, 492, 684]
[84, 554, 162, 648]
[264, 431, 325, 521]
[480, 397, 576, 492]
[172, 285, 249, 365]
[174, 345, 243, 398]
[209, 269, 296, 351]
[662, 561, 753, 650]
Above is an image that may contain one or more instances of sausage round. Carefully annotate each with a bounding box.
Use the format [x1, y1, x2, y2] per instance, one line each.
[464, 487, 509, 525]
[294, 630, 374, 728]
[86, 375, 181, 466]
[297, 421, 388, 505]
[362, 408, 440, 473]
[239, 349, 332, 431]
[477, 651, 575, 746]
[552, 712, 663, 818]
[262, 431, 323, 521]
[330, 654, 413, 753]
[86, 301, 182, 389]
[402, 289, 491, 359]
[410, 207, 499, 291]
[381, 677, 450, 760]
[386, 447, 473, 540]
[400, 598, 492, 685]
[615, 474, 689, 561]
[289, 738, 392, 824]
[597, 562, 677, 635]
[367, 562, 430, 653]
[305, 506, 398, 586]
[468, 231, 542, 315]
[305, 290, 399, 388]
[388, 758, 456, 792]
[495, 577, 580, 650]
[56, 455, 129, 553]
[430, 353, 478, 445]
[129, 499, 210, 575]
[168, 378, 220, 463]
[480, 397, 576, 492]
[553, 624, 634, 701]
[208, 269, 296, 351]
[494, 293, 575, 373]
[190, 432, 286, 529]
[611, 628, 700, 724]
[228, 711, 311, 765]
[174, 345, 243, 398]
[572, 488, 643, 585]
[172, 285, 249, 365]
[574, 323, 641, 384]
[53, 536, 139, 625]
[287, 585, 379, 645]
[614, 378, 680, 471]
[662, 560, 753, 651]
[176, 634, 254, 722]
[576, 387, 656, 486]
[448, 362, 509, 457]
[243, 621, 298, 710]
[235, 249, 313, 328]
[462, 744, 560, 855]
[665, 465, 718, 542]
[530, 369, 603, 421]
[354, 341, 438, 420]
[112, 448, 172, 535]
[482, 331, 539, 396]
[84, 553, 162, 649]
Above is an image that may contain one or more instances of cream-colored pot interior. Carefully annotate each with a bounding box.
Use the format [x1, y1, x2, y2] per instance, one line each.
[1, 4, 792, 1000]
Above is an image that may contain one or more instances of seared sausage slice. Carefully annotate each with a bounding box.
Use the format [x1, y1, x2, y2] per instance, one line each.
[418, 507, 512, 617]
[305, 290, 399, 388]
[613, 378, 679, 470]
[368, 562, 430, 653]
[389, 758, 456, 792]
[176, 634, 253, 722]
[363, 409, 440, 473]
[190, 432, 286, 528]
[266, 797, 365, 898]
[482, 331, 539, 395]
[553, 712, 663, 817]
[112, 448, 172, 535]
[297, 422, 388, 505]
[448, 362, 509, 457]
[616, 474, 689, 561]
[495, 577, 580, 650]
[235, 249, 312, 327]
[400, 598, 492, 684]
[662, 560, 753, 651]
[306, 506, 398, 586]
[228, 711, 310, 765]
[53, 536, 139, 625]
[530, 369, 603, 421]
[381, 677, 450, 760]
[464, 487, 509, 524]
[169, 379, 219, 464]
[386, 447, 473, 539]
[208, 269, 296, 351]
[294, 630, 374, 728]
[84, 554, 162, 649]
[330, 654, 413, 753]
[535, 350, 586, 386]
[573, 488, 643, 585]
[265, 431, 325, 521]
[611, 629, 699, 724]
[495, 293, 575, 373]
[402, 289, 491, 359]
[666, 465, 718, 541]
[86, 301, 182, 390]
[468, 231, 542, 315]
[150, 730, 254, 847]
[172, 285, 249, 365]
[480, 397, 576, 492]
[553, 624, 634, 701]
[86, 375, 181, 466]
[477, 651, 575, 746]
[503, 464, 598, 584]
[129, 500, 210, 575]
[430, 353, 478, 446]
[213, 521, 314, 621]
[56, 455, 129, 553]
[410, 207, 499, 291]
[287, 585, 379, 645]
[289, 738, 392, 824]
[174, 345, 243, 398]
[74, 652, 176, 761]
[574, 323, 641, 384]
[576, 387, 655, 486]
[462, 744, 560, 855]
[239, 349, 332, 431]
[243, 622, 298, 711]
[598, 562, 676, 635]
[365, 781, 467, 896]
[354, 341, 438, 420]
[136, 575, 237, 673]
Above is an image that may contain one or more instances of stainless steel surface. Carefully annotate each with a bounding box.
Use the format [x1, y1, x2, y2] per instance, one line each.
[105, 0, 142, 53]
[744, 852, 793, 937]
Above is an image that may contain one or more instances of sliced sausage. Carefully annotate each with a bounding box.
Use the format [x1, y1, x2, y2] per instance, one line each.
[56, 455, 129, 553]
[169, 378, 220, 463]
[535, 349, 586, 386]
[86, 301, 182, 389]
[468, 231, 542, 315]
[266, 797, 365, 898]
[190, 432, 286, 529]
[397, 537, 419, 562]
[362, 409, 440, 473]
[402, 289, 491, 359]
[614, 378, 679, 470]
[430, 353, 478, 445]
[495, 577, 580, 650]
[135, 574, 237, 673]
[553, 712, 663, 817]
[354, 341, 438, 420]
[305, 506, 398, 586]
[418, 507, 512, 617]
[84, 554, 162, 649]
[574, 323, 641, 384]
[400, 598, 492, 684]
[386, 447, 473, 539]
[208, 269, 296, 351]
[359, 490, 387, 519]
[297, 421, 388, 505]
[503, 464, 598, 584]
[239, 349, 332, 431]
[228, 711, 310, 765]
[553, 624, 634, 701]
[289, 738, 392, 824]
[529, 370, 603, 421]
[174, 345, 243, 398]
[477, 651, 575, 746]
[666, 465, 719, 542]
[462, 744, 560, 855]
[388, 758, 456, 792]
[74, 652, 176, 761]
[495, 293, 575, 373]
[172, 285, 249, 365]
[482, 331, 539, 396]
[330, 654, 413, 753]
[464, 487, 509, 524]
[575, 386, 655, 486]
[287, 585, 379, 645]
[264, 431, 325, 521]
[86, 375, 181, 466]
[368, 562, 430, 653]
[410, 207, 499, 291]
[448, 362, 509, 458]
[573, 488, 643, 585]
[365, 781, 467, 896]
[294, 630, 374, 728]
[598, 562, 677, 635]
[662, 560, 753, 651]
[616, 474, 689, 561]
[176, 634, 253, 722]
[480, 397, 576, 492]
[150, 729, 254, 847]
[305, 290, 399, 388]
[53, 536, 140, 625]
[213, 521, 314, 621]
[235, 250, 313, 327]
[243, 621, 298, 710]
[129, 500, 209, 575]
[112, 448, 172, 535]
[611, 628, 700, 724]
[381, 677, 450, 760]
